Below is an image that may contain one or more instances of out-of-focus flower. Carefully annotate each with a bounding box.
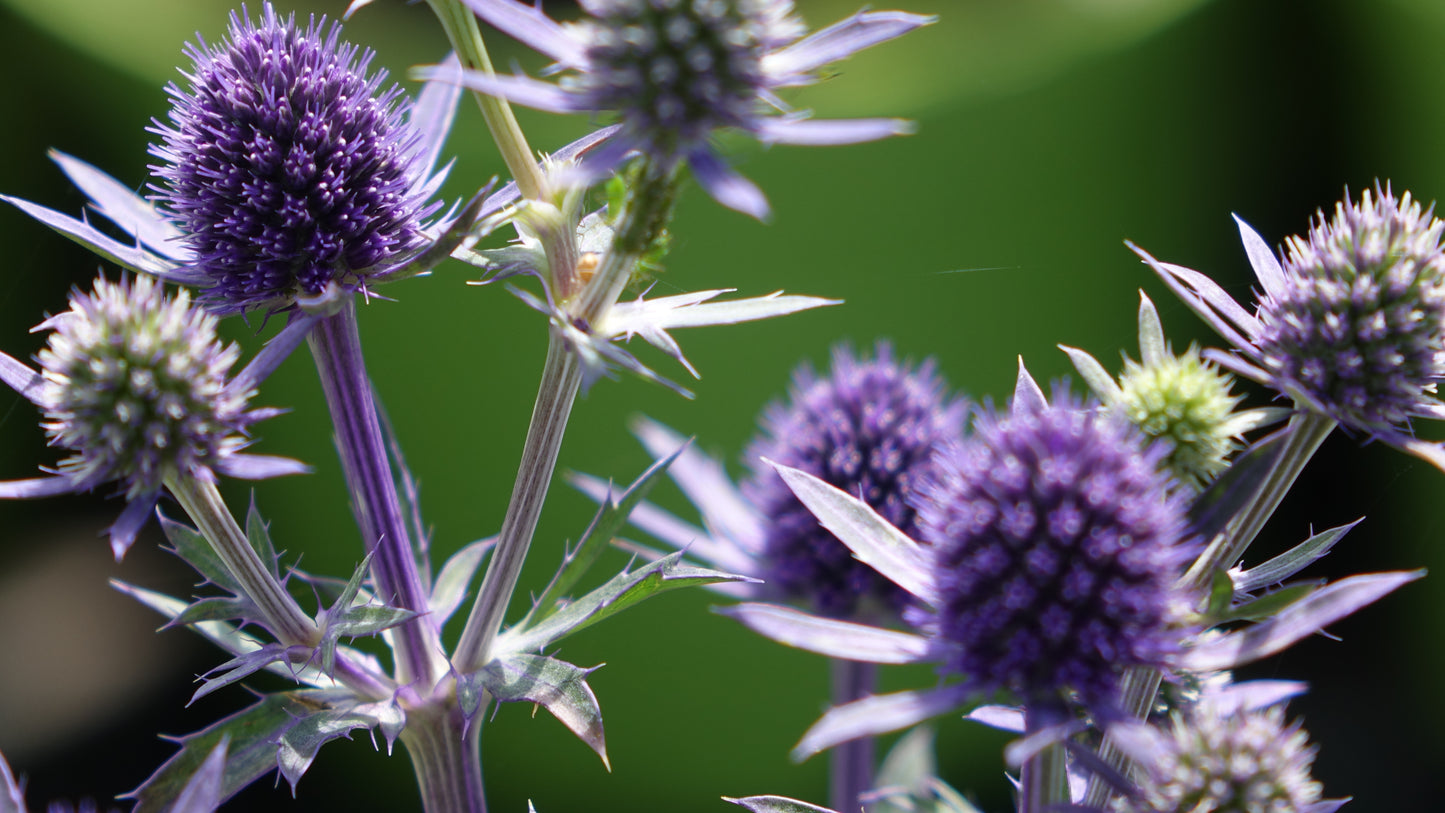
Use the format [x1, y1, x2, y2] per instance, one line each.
[572, 342, 962, 619]
[742, 343, 965, 617]
[0, 275, 304, 558]
[425, 0, 933, 219]
[1111, 682, 1344, 813]
[1133, 184, 1445, 469]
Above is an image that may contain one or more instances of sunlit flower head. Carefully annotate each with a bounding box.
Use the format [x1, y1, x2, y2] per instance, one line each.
[150, 2, 436, 313]
[428, 0, 933, 218]
[1262, 185, 1445, 432]
[38, 276, 248, 499]
[0, 275, 304, 559]
[915, 388, 1194, 711]
[744, 342, 965, 618]
[1063, 292, 1281, 492]
[1116, 684, 1333, 813]
[1134, 184, 1445, 470]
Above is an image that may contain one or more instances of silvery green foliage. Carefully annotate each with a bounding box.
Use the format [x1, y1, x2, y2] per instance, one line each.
[0, 1, 1435, 812]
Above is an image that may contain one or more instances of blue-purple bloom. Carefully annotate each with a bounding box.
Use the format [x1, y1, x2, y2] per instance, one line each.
[148, 3, 441, 313]
[427, 0, 933, 218]
[1133, 184, 1445, 470]
[569, 342, 961, 618]
[0, 275, 304, 559]
[714, 369, 1210, 759]
[915, 387, 1195, 712]
[744, 343, 965, 617]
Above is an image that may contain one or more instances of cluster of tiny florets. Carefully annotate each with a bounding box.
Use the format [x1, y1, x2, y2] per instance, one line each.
[744, 343, 965, 618]
[573, 0, 804, 156]
[150, 3, 427, 312]
[1125, 705, 1323, 813]
[1118, 348, 1243, 490]
[915, 394, 1192, 709]
[1257, 184, 1445, 433]
[37, 276, 249, 498]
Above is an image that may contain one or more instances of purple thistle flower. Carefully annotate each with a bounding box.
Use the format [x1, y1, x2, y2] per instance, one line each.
[149, 2, 438, 313]
[425, 0, 933, 219]
[1261, 186, 1445, 432]
[744, 343, 965, 618]
[915, 387, 1195, 712]
[0, 275, 305, 559]
[1133, 184, 1445, 470]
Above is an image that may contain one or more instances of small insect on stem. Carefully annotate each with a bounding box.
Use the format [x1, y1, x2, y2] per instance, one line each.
[577, 251, 602, 284]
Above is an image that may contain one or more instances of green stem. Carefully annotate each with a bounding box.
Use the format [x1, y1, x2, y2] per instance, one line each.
[165, 474, 397, 700]
[424, 0, 543, 201]
[454, 332, 582, 672]
[401, 699, 487, 813]
[572, 164, 679, 324]
[423, 0, 586, 299]
[453, 161, 679, 672]
[165, 474, 318, 648]
[1181, 411, 1336, 592]
[1080, 665, 1162, 808]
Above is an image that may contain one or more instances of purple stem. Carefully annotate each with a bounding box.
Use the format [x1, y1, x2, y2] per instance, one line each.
[402, 703, 487, 813]
[830, 659, 877, 813]
[308, 296, 442, 686]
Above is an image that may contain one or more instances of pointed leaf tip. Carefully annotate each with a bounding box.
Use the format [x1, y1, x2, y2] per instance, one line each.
[474, 654, 609, 767]
[766, 461, 937, 604]
[1181, 570, 1424, 671]
[1232, 213, 1287, 299]
[168, 737, 228, 813]
[724, 796, 838, 813]
[1012, 357, 1047, 416]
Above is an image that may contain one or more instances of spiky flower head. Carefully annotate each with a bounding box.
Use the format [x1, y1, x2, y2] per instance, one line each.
[1118, 347, 1244, 490]
[915, 390, 1193, 711]
[743, 343, 965, 618]
[1064, 293, 1279, 493]
[37, 275, 250, 500]
[573, 0, 803, 159]
[1255, 184, 1445, 434]
[1125, 702, 1324, 813]
[150, 2, 431, 313]
[441, 0, 931, 218]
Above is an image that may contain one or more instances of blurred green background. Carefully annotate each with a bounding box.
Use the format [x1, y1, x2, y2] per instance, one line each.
[2, 0, 1443, 810]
